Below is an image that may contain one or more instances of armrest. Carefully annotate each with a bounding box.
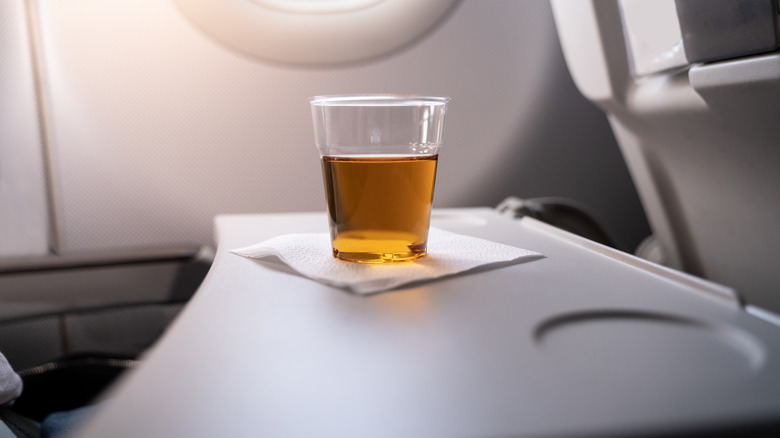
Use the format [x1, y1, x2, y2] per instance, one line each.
[0, 245, 214, 323]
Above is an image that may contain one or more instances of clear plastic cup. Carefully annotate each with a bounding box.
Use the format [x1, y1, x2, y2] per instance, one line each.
[309, 94, 450, 263]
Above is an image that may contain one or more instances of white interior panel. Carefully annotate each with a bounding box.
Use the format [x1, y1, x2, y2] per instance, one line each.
[0, 0, 49, 257]
[31, 0, 647, 252]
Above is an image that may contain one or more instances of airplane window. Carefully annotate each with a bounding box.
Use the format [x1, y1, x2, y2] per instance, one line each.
[250, 0, 386, 14]
[171, 0, 459, 65]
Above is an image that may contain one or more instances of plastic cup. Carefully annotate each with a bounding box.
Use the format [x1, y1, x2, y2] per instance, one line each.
[309, 94, 450, 263]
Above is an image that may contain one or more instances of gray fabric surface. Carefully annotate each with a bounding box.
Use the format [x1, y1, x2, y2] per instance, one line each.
[0, 351, 22, 406]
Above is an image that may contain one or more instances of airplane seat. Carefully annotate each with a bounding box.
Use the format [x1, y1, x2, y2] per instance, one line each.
[0, 0, 210, 376]
[551, 0, 780, 313]
[496, 196, 617, 248]
[1, 0, 652, 430]
[1, 0, 217, 420]
[0, 246, 213, 426]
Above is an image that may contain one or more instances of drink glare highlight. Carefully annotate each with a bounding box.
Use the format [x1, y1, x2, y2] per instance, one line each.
[321, 154, 438, 263]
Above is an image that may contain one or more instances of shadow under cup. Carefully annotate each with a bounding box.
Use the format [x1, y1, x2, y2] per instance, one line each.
[310, 95, 450, 264]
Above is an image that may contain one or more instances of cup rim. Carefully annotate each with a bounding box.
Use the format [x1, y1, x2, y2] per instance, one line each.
[309, 94, 450, 106]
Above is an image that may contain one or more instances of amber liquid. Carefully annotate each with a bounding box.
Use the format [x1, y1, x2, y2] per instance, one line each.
[321, 155, 438, 263]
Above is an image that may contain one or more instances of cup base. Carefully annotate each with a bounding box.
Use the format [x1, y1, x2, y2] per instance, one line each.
[330, 229, 428, 264]
[333, 249, 426, 264]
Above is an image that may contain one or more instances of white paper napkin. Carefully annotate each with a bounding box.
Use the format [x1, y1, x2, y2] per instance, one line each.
[230, 227, 543, 294]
